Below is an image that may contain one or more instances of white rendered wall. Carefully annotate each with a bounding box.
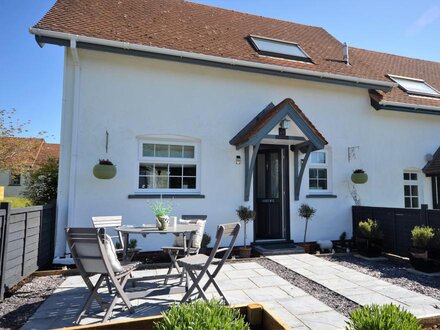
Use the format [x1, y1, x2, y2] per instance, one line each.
[55, 48, 440, 255]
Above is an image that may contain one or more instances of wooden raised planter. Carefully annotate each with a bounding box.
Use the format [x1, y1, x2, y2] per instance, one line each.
[61, 303, 289, 330]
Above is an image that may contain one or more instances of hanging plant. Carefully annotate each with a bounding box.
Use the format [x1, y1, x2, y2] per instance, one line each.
[351, 169, 368, 184]
[93, 159, 117, 179]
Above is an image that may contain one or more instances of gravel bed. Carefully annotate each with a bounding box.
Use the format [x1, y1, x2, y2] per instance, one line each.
[0, 275, 65, 330]
[257, 258, 358, 317]
[323, 254, 440, 301]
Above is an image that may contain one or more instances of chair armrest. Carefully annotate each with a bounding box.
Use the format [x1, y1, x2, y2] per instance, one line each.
[214, 247, 228, 255]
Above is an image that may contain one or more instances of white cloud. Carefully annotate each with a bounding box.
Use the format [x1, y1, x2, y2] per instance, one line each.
[406, 6, 440, 36]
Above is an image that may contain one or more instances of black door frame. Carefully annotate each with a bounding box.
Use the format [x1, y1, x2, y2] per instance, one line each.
[253, 144, 291, 242]
[433, 176, 440, 209]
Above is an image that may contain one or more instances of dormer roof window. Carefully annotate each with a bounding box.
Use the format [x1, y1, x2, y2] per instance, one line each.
[388, 74, 440, 98]
[248, 35, 312, 63]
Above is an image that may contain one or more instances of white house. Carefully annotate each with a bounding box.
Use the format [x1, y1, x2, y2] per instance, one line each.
[31, 0, 440, 259]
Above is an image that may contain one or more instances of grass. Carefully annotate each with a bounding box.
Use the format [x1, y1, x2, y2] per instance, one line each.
[1, 197, 32, 208]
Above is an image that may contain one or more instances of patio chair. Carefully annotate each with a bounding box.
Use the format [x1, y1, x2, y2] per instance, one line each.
[91, 216, 140, 261]
[66, 227, 140, 323]
[161, 215, 207, 284]
[178, 222, 240, 305]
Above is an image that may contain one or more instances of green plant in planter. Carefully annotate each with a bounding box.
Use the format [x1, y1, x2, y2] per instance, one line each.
[149, 200, 173, 230]
[93, 159, 117, 179]
[154, 299, 249, 330]
[346, 304, 421, 330]
[298, 203, 316, 243]
[339, 231, 347, 247]
[128, 239, 137, 249]
[351, 169, 368, 184]
[358, 218, 382, 240]
[411, 226, 434, 250]
[236, 205, 256, 249]
[201, 233, 211, 249]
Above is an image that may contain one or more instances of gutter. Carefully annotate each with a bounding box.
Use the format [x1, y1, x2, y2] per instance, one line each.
[30, 28, 396, 92]
[371, 99, 440, 116]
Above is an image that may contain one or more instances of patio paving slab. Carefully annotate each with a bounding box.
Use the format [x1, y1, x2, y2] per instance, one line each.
[269, 254, 440, 319]
[22, 261, 347, 329]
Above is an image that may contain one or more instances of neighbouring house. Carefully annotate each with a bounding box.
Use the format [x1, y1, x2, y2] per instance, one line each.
[0, 137, 60, 198]
[31, 0, 440, 258]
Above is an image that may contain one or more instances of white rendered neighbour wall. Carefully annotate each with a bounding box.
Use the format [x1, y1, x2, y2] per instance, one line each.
[55, 48, 440, 255]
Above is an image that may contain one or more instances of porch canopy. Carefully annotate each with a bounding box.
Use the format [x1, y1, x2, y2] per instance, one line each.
[423, 146, 440, 177]
[230, 98, 328, 201]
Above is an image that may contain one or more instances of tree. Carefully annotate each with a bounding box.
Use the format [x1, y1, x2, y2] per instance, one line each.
[298, 203, 317, 243]
[23, 157, 59, 205]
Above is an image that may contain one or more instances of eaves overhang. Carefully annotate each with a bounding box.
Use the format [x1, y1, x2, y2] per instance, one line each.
[30, 28, 396, 92]
[371, 98, 440, 116]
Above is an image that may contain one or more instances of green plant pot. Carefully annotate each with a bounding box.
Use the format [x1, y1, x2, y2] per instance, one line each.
[93, 164, 117, 179]
[351, 172, 368, 184]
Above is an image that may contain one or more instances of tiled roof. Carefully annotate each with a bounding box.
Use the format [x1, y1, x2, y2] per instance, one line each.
[230, 98, 327, 147]
[35, 143, 60, 165]
[33, 0, 440, 110]
[423, 147, 440, 176]
[0, 137, 59, 167]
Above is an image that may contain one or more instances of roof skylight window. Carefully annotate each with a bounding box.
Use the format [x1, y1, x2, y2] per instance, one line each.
[248, 35, 312, 62]
[388, 75, 440, 98]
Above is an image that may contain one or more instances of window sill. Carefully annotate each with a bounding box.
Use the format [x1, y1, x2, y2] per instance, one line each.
[306, 194, 337, 199]
[128, 194, 205, 199]
[8, 184, 21, 187]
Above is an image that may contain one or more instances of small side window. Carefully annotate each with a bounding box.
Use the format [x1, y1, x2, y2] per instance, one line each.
[403, 171, 420, 208]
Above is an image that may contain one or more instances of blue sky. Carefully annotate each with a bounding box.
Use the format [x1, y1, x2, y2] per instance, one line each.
[1, 0, 440, 143]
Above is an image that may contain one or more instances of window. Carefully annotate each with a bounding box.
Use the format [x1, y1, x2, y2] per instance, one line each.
[389, 75, 440, 98]
[308, 151, 329, 192]
[138, 140, 200, 193]
[403, 171, 419, 208]
[248, 35, 312, 62]
[9, 173, 21, 186]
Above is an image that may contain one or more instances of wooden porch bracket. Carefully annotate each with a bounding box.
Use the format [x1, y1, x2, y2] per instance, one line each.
[291, 142, 314, 200]
[244, 143, 260, 201]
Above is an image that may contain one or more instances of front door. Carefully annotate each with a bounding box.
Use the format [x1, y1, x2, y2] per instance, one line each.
[254, 145, 289, 241]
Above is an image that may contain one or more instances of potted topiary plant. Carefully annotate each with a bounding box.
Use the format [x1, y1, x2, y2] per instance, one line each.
[356, 218, 383, 257]
[200, 233, 211, 255]
[236, 205, 256, 258]
[409, 225, 440, 273]
[351, 169, 368, 184]
[150, 200, 173, 230]
[298, 203, 317, 253]
[93, 159, 117, 179]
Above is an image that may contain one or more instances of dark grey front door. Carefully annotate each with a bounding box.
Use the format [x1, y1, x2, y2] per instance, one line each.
[254, 145, 289, 240]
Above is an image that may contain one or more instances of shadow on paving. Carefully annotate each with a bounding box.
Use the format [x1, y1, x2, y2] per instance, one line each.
[0, 301, 43, 330]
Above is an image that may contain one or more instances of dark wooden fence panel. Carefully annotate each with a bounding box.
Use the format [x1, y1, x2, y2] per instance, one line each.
[353, 205, 440, 257]
[0, 203, 56, 300]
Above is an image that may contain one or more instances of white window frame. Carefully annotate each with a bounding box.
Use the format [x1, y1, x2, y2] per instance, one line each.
[248, 35, 312, 62]
[136, 138, 201, 194]
[403, 170, 421, 208]
[388, 74, 440, 98]
[306, 149, 332, 194]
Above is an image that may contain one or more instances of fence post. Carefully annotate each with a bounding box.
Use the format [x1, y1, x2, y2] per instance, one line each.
[0, 203, 11, 301]
[420, 204, 428, 226]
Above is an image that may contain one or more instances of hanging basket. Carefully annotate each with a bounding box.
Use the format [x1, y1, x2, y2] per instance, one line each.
[93, 164, 117, 179]
[351, 172, 368, 184]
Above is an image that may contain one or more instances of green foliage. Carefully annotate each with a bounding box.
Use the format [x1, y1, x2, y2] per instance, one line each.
[431, 228, 440, 250]
[150, 200, 173, 217]
[128, 239, 137, 249]
[201, 233, 211, 248]
[298, 203, 316, 220]
[236, 205, 255, 223]
[358, 219, 382, 240]
[346, 304, 422, 330]
[2, 197, 32, 208]
[411, 226, 434, 249]
[340, 231, 347, 242]
[22, 157, 58, 205]
[154, 299, 249, 330]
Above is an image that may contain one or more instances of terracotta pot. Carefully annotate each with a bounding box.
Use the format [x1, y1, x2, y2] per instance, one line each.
[239, 247, 252, 258]
[409, 247, 440, 273]
[303, 242, 317, 254]
[93, 164, 117, 179]
[351, 172, 368, 184]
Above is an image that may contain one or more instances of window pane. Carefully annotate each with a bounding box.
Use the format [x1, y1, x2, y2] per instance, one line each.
[309, 169, 318, 179]
[404, 173, 410, 180]
[143, 144, 154, 157]
[404, 185, 410, 196]
[155, 176, 167, 188]
[156, 144, 169, 157]
[169, 177, 182, 189]
[170, 145, 183, 158]
[155, 164, 168, 176]
[412, 198, 419, 208]
[183, 177, 196, 189]
[309, 179, 318, 189]
[318, 179, 327, 190]
[410, 173, 418, 181]
[183, 146, 195, 158]
[251, 36, 308, 58]
[318, 169, 327, 179]
[411, 185, 418, 196]
[405, 197, 411, 208]
[183, 165, 196, 176]
[139, 176, 153, 189]
[169, 165, 182, 176]
[392, 76, 440, 96]
[311, 152, 326, 164]
[139, 164, 154, 175]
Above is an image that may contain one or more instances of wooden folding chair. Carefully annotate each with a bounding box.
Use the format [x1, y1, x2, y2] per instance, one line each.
[66, 227, 140, 323]
[91, 216, 140, 261]
[161, 215, 207, 285]
[177, 222, 240, 305]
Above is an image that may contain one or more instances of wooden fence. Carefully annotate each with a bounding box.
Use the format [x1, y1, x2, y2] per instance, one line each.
[0, 202, 56, 300]
[352, 205, 440, 257]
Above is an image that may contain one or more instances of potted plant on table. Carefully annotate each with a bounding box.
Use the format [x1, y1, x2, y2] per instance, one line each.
[298, 203, 317, 253]
[356, 218, 383, 257]
[93, 159, 117, 179]
[150, 200, 173, 231]
[236, 205, 256, 258]
[351, 169, 368, 184]
[409, 225, 440, 273]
